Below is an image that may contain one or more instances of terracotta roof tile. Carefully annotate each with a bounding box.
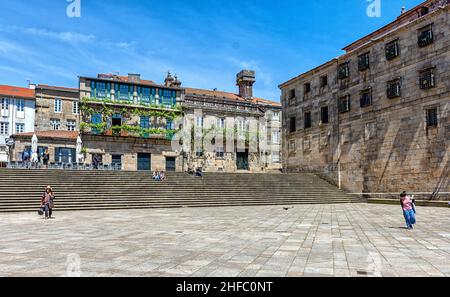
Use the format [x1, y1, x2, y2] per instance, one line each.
[12, 131, 79, 140]
[0, 85, 35, 99]
[184, 88, 280, 107]
[37, 84, 79, 92]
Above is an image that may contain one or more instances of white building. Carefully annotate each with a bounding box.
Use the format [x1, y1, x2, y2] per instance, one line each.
[0, 85, 35, 163]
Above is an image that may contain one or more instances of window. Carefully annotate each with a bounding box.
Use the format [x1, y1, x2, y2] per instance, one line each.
[115, 84, 133, 101]
[54, 99, 62, 113]
[358, 52, 370, 71]
[138, 87, 156, 104]
[91, 81, 111, 99]
[418, 25, 434, 47]
[321, 106, 329, 124]
[385, 39, 399, 60]
[1, 98, 9, 110]
[67, 120, 76, 131]
[91, 114, 102, 134]
[196, 116, 204, 128]
[111, 155, 122, 169]
[420, 7, 429, 16]
[72, 101, 79, 115]
[50, 119, 61, 130]
[339, 96, 351, 113]
[338, 62, 350, 79]
[272, 131, 280, 144]
[195, 146, 203, 157]
[272, 151, 280, 163]
[426, 108, 438, 128]
[304, 112, 312, 129]
[166, 120, 175, 130]
[17, 99, 25, 112]
[289, 117, 296, 133]
[320, 75, 328, 88]
[272, 111, 280, 121]
[216, 147, 224, 158]
[288, 89, 296, 105]
[217, 118, 225, 128]
[288, 139, 296, 154]
[237, 119, 246, 131]
[360, 89, 373, 108]
[15, 123, 25, 133]
[420, 68, 436, 90]
[304, 83, 311, 95]
[387, 79, 401, 98]
[0, 122, 9, 135]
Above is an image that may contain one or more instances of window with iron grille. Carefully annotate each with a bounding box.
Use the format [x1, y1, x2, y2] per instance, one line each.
[67, 120, 76, 131]
[304, 83, 311, 95]
[304, 112, 312, 129]
[387, 79, 401, 98]
[420, 68, 436, 90]
[426, 108, 438, 128]
[320, 75, 328, 88]
[358, 52, 370, 71]
[339, 96, 351, 113]
[418, 25, 433, 47]
[338, 62, 350, 79]
[385, 40, 399, 60]
[289, 117, 296, 133]
[321, 106, 329, 124]
[50, 119, 61, 131]
[360, 89, 372, 108]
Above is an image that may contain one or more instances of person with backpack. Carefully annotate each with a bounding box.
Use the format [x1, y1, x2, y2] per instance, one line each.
[400, 191, 416, 230]
[41, 186, 55, 220]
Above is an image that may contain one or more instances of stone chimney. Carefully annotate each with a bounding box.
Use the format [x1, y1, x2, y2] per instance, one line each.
[236, 70, 256, 99]
[128, 73, 141, 84]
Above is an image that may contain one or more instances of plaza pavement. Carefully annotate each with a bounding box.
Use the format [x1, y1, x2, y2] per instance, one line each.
[0, 203, 449, 277]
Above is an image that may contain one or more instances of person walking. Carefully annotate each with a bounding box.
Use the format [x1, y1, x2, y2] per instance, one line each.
[43, 150, 50, 168]
[400, 191, 416, 230]
[41, 186, 55, 220]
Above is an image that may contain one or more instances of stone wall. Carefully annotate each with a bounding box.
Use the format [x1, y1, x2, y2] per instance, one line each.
[35, 87, 80, 132]
[281, 5, 450, 199]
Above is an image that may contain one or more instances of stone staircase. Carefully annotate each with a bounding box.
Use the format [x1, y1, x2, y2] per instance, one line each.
[0, 169, 362, 213]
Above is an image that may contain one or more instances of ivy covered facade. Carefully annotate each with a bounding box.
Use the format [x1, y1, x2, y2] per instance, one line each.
[78, 74, 184, 171]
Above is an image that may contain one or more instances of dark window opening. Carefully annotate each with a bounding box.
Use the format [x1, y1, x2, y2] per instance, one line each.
[385, 40, 399, 60]
[360, 89, 373, 108]
[288, 89, 296, 99]
[426, 108, 438, 128]
[338, 62, 350, 79]
[320, 75, 328, 88]
[387, 79, 401, 98]
[111, 155, 122, 169]
[304, 112, 312, 129]
[420, 7, 429, 17]
[289, 117, 296, 133]
[420, 68, 436, 90]
[418, 25, 434, 47]
[339, 96, 351, 114]
[358, 53, 370, 71]
[304, 83, 311, 95]
[321, 106, 329, 124]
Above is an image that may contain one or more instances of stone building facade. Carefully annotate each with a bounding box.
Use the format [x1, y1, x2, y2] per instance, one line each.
[280, 0, 449, 199]
[78, 73, 184, 171]
[180, 70, 282, 172]
[0, 85, 35, 164]
[34, 85, 80, 132]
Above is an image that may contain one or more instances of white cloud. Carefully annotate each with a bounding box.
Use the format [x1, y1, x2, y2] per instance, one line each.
[0, 25, 95, 43]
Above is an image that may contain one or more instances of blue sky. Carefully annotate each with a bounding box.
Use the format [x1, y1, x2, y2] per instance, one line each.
[0, 0, 423, 101]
